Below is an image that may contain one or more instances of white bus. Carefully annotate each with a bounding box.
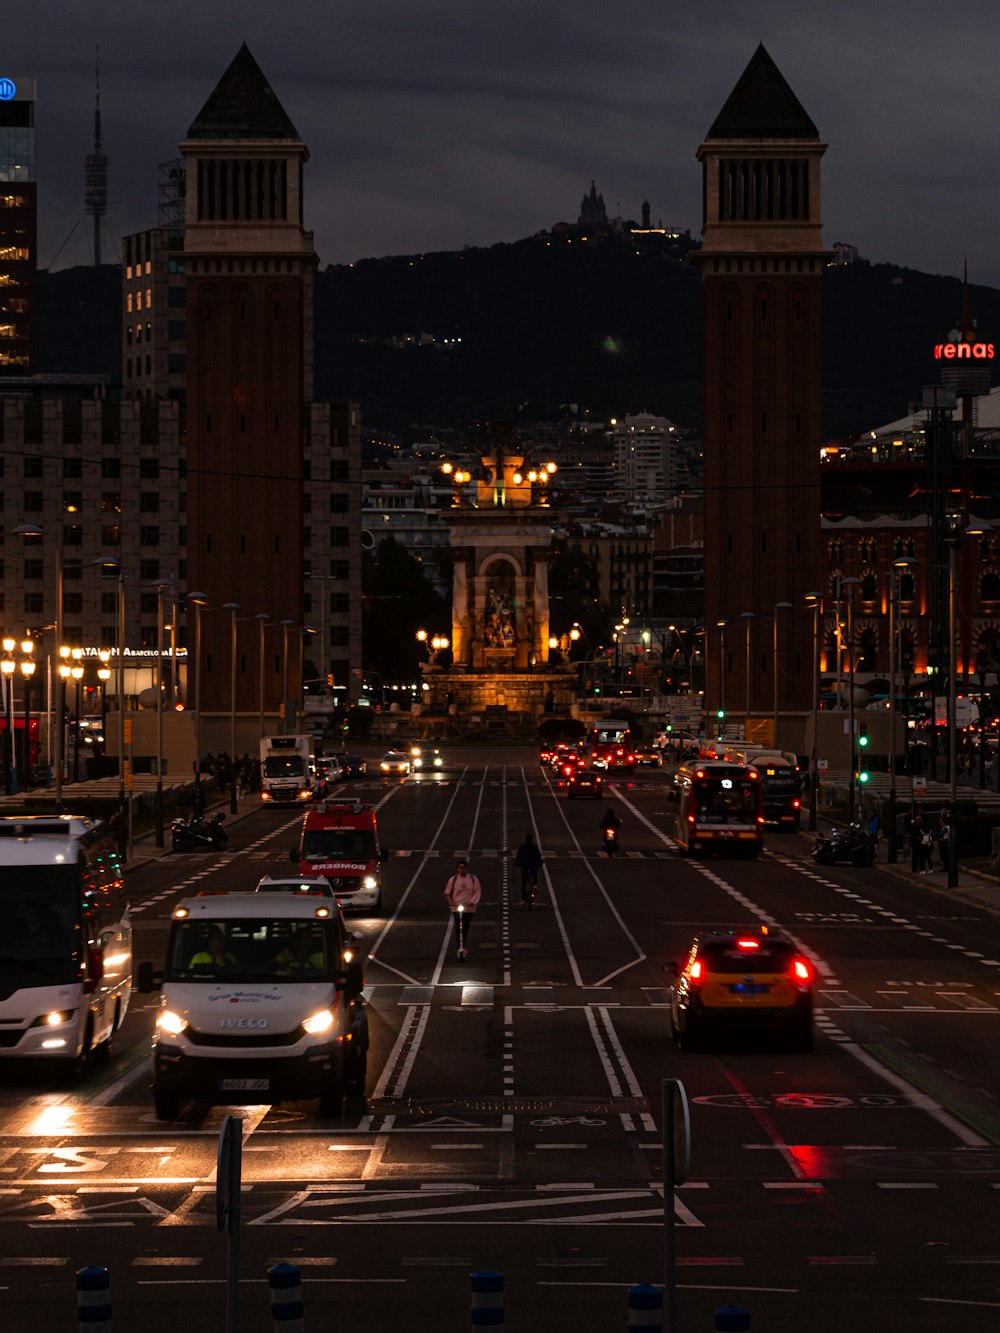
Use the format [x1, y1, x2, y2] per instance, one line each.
[0, 816, 132, 1073]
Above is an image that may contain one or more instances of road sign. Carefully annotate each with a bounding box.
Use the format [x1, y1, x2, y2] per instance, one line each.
[817, 758, 829, 773]
[912, 776, 927, 794]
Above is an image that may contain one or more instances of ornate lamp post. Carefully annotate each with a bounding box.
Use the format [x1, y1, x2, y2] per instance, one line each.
[256, 612, 270, 739]
[154, 581, 176, 848]
[740, 611, 754, 734]
[224, 603, 240, 814]
[281, 620, 296, 733]
[804, 592, 822, 832]
[15, 525, 66, 810]
[771, 601, 793, 748]
[187, 591, 208, 816]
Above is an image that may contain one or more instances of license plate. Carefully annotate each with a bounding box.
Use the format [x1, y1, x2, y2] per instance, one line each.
[218, 1078, 269, 1092]
[729, 983, 769, 995]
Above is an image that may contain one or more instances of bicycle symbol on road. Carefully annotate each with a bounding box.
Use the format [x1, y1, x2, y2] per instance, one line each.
[529, 1116, 607, 1128]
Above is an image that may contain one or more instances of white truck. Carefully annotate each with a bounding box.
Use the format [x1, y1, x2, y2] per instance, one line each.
[137, 892, 367, 1121]
[259, 734, 313, 804]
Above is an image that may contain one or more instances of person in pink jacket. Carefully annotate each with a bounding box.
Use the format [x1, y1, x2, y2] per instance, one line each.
[444, 859, 482, 958]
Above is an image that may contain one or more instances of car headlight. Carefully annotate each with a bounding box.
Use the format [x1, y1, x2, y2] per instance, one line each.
[156, 1009, 188, 1036]
[433, 756, 442, 767]
[380, 762, 390, 771]
[362, 874, 377, 890]
[413, 758, 422, 768]
[302, 1008, 336, 1035]
[35, 1009, 74, 1028]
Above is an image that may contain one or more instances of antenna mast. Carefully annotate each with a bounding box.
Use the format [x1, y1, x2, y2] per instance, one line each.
[84, 47, 109, 265]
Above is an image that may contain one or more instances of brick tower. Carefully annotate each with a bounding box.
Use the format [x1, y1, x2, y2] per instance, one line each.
[181, 45, 316, 713]
[692, 45, 827, 748]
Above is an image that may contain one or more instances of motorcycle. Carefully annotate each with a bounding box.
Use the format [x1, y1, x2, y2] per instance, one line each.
[171, 812, 228, 853]
[811, 822, 876, 868]
[602, 824, 621, 857]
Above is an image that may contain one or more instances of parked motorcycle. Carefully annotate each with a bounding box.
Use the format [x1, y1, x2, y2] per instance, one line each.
[171, 812, 228, 853]
[811, 822, 876, 868]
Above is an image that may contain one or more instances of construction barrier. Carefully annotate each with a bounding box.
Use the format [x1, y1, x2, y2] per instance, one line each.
[627, 1282, 662, 1328]
[76, 1265, 112, 1333]
[470, 1269, 504, 1329]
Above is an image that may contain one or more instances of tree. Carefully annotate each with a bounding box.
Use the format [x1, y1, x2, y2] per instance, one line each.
[363, 537, 451, 683]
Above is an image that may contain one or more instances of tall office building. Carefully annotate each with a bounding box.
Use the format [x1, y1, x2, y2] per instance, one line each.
[0, 77, 36, 374]
[181, 44, 317, 714]
[692, 46, 826, 737]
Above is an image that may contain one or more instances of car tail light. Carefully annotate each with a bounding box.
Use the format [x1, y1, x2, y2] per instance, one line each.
[792, 799, 801, 809]
[792, 958, 811, 982]
[736, 938, 760, 950]
[687, 960, 703, 982]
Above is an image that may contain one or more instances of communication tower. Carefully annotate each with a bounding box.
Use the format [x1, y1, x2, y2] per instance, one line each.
[83, 49, 109, 265]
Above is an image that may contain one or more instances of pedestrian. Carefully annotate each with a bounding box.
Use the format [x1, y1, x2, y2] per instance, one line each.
[513, 832, 543, 903]
[443, 858, 482, 958]
[909, 814, 925, 873]
[866, 805, 880, 846]
[936, 807, 952, 871]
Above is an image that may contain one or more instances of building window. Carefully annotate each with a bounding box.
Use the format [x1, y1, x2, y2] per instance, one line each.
[140, 593, 158, 614]
[140, 526, 160, 546]
[63, 593, 82, 614]
[63, 525, 82, 545]
[101, 593, 117, 615]
[330, 527, 349, 547]
[140, 559, 160, 580]
[140, 458, 160, 479]
[140, 493, 160, 512]
[102, 525, 121, 546]
[101, 492, 122, 513]
[331, 561, 349, 579]
[331, 493, 349, 513]
[102, 458, 121, 479]
[62, 458, 83, 478]
[63, 492, 82, 512]
[330, 626, 349, 646]
[23, 593, 43, 614]
[23, 558, 43, 580]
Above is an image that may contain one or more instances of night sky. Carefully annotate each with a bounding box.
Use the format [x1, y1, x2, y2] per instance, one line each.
[11, 1, 1000, 283]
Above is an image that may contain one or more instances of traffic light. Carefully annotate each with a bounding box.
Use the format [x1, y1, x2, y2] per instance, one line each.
[326, 673, 335, 688]
[857, 721, 869, 784]
[716, 708, 725, 720]
[858, 722, 869, 748]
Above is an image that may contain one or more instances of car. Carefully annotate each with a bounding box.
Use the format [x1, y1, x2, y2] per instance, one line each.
[567, 768, 604, 799]
[254, 875, 335, 897]
[668, 927, 814, 1052]
[329, 752, 366, 778]
[557, 752, 586, 780]
[410, 745, 443, 770]
[380, 750, 411, 775]
[539, 745, 555, 766]
[313, 755, 344, 788]
[548, 742, 574, 770]
[634, 745, 661, 767]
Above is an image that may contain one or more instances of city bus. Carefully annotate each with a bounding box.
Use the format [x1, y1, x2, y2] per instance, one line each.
[748, 752, 803, 829]
[0, 816, 132, 1073]
[669, 760, 764, 857]
[587, 718, 636, 771]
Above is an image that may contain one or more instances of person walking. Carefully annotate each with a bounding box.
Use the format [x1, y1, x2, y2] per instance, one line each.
[909, 814, 926, 873]
[444, 859, 481, 959]
[936, 807, 952, 872]
[513, 832, 543, 904]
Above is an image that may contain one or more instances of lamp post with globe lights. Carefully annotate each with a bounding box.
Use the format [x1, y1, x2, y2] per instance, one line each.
[224, 603, 240, 813]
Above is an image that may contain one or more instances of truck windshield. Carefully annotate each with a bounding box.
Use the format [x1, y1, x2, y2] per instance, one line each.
[302, 830, 376, 862]
[0, 866, 82, 986]
[167, 917, 333, 982]
[264, 756, 306, 778]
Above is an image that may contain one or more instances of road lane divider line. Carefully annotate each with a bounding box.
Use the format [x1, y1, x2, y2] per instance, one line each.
[531, 769, 646, 988]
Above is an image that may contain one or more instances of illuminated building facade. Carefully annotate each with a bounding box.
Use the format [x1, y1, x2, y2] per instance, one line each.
[0, 77, 36, 375]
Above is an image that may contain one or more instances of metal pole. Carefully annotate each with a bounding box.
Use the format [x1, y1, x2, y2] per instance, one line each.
[948, 541, 958, 888]
[743, 612, 753, 735]
[227, 604, 239, 814]
[282, 621, 293, 733]
[22, 663, 33, 790]
[808, 597, 819, 832]
[155, 585, 166, 847]
[117, 571, 127, 858]
[718, 621, 726, 737]
[772, 614, 779, 747]
[257, 613, 268, 739]
[847, 590, 856, 821]
[662, 1079, 677, 1333]
[55, 549, 64, 812]
[888, 570, 898, 862]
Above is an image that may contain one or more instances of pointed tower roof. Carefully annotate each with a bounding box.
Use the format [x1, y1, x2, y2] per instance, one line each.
[706, 44, 818, 140]
[187, 43, 300, 141]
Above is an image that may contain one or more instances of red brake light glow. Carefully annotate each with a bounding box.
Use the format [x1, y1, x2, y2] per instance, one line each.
[736, 938, 760, 950]
[793, 959, 811, 981]
[688, 960, 703, 980]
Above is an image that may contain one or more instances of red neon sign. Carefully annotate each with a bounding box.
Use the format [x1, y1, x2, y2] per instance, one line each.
[933, 341, 994, 361]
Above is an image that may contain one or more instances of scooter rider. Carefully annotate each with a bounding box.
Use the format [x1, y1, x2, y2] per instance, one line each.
[600, 807, 622, 855]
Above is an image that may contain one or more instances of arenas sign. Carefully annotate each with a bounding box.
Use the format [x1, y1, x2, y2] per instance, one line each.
[933, 340, 995, 360]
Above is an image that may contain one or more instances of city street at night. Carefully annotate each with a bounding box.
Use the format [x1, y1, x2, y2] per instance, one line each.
[1, 747, 999, 1331]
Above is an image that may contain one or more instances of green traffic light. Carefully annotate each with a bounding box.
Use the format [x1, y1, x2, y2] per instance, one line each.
[858, 734, 869, 747]
[716, 709, 725, 719]
[859, 771, 870, 784]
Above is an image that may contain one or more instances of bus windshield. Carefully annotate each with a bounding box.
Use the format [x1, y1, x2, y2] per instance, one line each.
[302, 830, 376, 862]
[0, 866, 82, 985]
[593, 726, 629, 745]
[167, 917, 333, 983]
[694, 777, 760, 825]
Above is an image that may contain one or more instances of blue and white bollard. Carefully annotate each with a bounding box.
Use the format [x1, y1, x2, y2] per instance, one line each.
[628, 1282, 662, 1329]
[715, 1304, 751, 1331]
[471, 1269, 504, 1329]
[76, 1265, 112, 1333]
[268, 1262, 304, 1333]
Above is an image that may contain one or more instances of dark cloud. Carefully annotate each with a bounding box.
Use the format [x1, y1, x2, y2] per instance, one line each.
[9, 1, 1000, 284]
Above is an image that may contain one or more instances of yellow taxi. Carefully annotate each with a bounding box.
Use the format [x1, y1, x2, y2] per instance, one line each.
[668, 926, 814, 1052]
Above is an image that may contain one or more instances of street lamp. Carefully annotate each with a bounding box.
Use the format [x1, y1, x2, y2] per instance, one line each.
[771, 602, 793, 748]
[840, 576, 861, 819]
[224, 603, 240, 814]
[256, 612, 270, 740]
[716, 620, 728, 738]
[886, 559, 913, 863]
[740, 611, 754, 733]
[0, 648, 15, 795]
[804, 592, 822, 831]
[96, 558, 128, 853]
[281, 620, 296, 734]
[154, 581, 176, 847]
[15, 524, 65, 810]
[70, 659, 84, 783]
[187, 592, 208, 815]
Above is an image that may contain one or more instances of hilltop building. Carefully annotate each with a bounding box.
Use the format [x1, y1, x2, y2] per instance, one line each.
[0, 76, 36, 375]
